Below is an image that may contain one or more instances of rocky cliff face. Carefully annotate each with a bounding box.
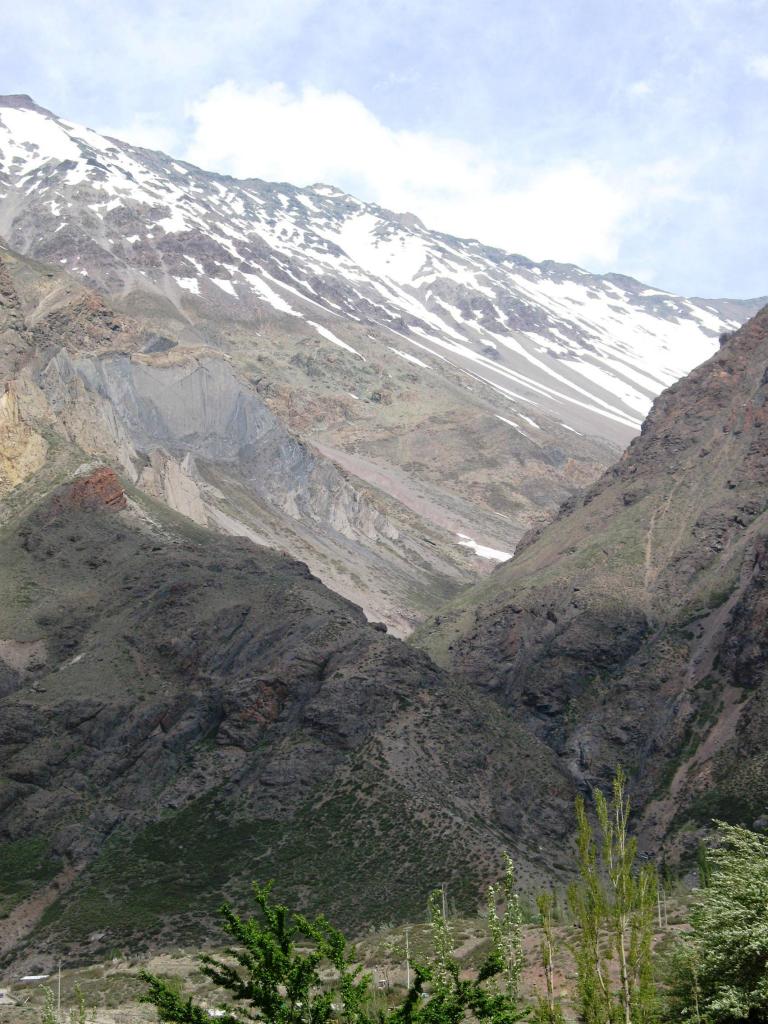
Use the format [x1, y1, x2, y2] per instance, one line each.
[416, 305, 768, 855]
[0, 386, 47, 491]
[0, 467, 573, 969]
[0, 243, 483, 632]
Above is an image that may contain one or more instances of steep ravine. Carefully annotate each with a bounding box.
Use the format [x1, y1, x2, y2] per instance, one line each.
[416, 305, 768, 856]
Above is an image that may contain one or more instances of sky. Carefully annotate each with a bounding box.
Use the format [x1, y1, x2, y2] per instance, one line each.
[2, 0, 767, 298]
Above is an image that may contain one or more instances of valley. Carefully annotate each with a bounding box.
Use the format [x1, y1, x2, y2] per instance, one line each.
[0, 93, 766, 980]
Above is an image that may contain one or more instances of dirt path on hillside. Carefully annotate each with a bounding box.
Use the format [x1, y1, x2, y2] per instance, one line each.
[0, 865, 81, 959]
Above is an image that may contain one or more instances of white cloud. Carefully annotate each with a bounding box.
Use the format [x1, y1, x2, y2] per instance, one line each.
[627, 80, 652, 97]
[183, 81, 635, 267]
[98, 113, 180, 154]
[746, 54, 768, 79]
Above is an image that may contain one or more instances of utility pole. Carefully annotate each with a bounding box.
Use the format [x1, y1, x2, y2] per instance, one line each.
[405, 927, 411, 989]
[441, 881, 448, 921]
[57, 961, 61, 1022]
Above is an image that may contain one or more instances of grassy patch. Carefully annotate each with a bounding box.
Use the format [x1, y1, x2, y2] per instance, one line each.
[680, 787, 762, 828]
[0, 837, 61, 916]
[34, 767, 484, 960]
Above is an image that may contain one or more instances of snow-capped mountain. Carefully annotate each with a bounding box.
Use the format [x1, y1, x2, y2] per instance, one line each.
[1, 94, 758, 439]
[0, 93, 763, 624]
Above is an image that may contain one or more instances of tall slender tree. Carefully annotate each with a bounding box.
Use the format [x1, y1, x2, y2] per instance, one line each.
[695, 843, 712, 889]
[568, 768, 658, 1024]
[487, 855, 524, 1002]
[533, 892, 564, 1024]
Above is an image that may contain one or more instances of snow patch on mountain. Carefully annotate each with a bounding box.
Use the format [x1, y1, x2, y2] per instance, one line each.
[308, 321, 365, 359]
[457, 533, 512, 561]
[388, 347, 431, 369]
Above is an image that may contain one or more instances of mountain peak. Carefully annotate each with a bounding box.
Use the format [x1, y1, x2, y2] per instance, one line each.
[0, 93, 52, 114]
[378, 207, 427, 232]
[309, 182, 345, 196]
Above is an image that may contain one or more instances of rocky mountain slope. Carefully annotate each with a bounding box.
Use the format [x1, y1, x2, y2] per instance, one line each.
[0, 464, 573, 970]
[1, 93, 764, 616]
[416, 304, 768, 856]
[0, 242, 482, 634]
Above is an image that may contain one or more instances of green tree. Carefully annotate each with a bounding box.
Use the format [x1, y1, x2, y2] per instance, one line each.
[424, 889, 456, 996]
[69, 984, 89, 1024]
[664, 823, 768, 1023]
[385, 863, 528, 1024]
[40, 986, 57, 1024]
[142, 874, 529, 1024]
[568, 768, 658, 1024]
[531, 892, 564, 1024]
[393, 875, 527, 1024]
[141, 881, 372, 1024]
[487, 855, 524, 1002]
[660, 938, 703, 1024]
[696, 843, 712, 889]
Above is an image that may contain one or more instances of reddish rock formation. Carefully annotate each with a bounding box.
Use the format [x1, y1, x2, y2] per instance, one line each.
[51, 467, 127, 515]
